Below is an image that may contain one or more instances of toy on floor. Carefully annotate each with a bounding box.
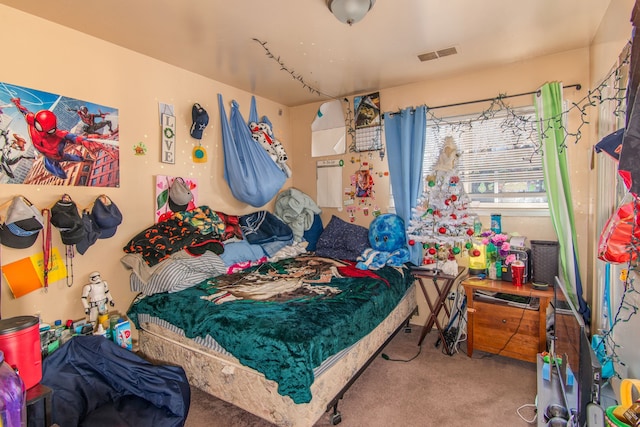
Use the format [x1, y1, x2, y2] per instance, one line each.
[82, 271, 115, 323]
[356, 214, 410, 270]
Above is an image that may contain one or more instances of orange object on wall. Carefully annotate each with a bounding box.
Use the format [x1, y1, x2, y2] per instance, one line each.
[598, 194, 640, 264]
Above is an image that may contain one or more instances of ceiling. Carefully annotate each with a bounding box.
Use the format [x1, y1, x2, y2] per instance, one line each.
[1, 0, 615, 107]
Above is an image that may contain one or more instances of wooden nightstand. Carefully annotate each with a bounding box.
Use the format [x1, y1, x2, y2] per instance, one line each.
[461, 277, 552, 363]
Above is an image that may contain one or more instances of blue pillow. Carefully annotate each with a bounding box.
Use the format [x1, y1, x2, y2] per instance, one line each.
[303, 214, 324, 251]
[315, 215, 369, 261]
[220, 240, 266, 266]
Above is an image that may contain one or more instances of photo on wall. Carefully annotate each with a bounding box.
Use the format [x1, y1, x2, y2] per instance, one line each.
[0, 82, 119, 186]
[355, 169, 374, 198]
[353, 92, 382, 152]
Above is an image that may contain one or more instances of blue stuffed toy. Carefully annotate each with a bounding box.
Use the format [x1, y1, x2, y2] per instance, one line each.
[356, 214, 410, 270]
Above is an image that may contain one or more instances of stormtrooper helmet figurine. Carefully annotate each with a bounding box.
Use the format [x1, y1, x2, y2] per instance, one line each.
[81, 271, 115, 324]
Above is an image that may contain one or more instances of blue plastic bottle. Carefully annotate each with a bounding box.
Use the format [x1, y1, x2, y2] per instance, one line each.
[490, 213, 502, 234]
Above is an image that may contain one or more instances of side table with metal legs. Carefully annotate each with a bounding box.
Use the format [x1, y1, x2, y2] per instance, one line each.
[411, 266, 467, 353]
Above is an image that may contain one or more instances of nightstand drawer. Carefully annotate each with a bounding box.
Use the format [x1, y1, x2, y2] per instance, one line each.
[472, 301, 540, 362]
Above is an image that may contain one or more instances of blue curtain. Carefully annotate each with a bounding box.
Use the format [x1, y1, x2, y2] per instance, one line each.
[383, 106, 427, 265]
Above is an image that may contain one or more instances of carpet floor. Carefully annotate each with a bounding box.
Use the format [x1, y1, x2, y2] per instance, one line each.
[183, 327, 538, 427]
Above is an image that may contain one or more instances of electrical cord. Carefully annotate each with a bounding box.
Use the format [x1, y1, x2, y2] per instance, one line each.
[437, 282, 468, 355]
[477, 288, 534, 359]
[452, 284, 468, 352]
[516, 403, 538, 423]
[381, 343, 423, 362]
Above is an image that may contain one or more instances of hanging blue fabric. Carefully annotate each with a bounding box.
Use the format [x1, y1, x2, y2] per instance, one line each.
[218, 94, 286, 207]
[604, 262, 613, 329]
[383, 106, 427, 266]
[248, 94, 269, 127]
[591, 262, 615, 379]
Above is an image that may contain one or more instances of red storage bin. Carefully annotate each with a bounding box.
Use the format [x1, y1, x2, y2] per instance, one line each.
[0, 316, 41, 389]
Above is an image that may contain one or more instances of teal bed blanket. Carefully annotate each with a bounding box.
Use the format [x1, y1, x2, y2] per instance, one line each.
[127, 255, 413, 404]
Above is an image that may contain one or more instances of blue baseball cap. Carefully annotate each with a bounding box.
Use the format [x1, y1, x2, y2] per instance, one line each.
[594, 128, 624, 161]
[91, 195, 123, 239]
[190, 103, 209, 140]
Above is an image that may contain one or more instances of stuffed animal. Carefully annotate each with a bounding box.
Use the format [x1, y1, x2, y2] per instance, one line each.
[248, 120, 292, 178]
[356, 214, 411, 270]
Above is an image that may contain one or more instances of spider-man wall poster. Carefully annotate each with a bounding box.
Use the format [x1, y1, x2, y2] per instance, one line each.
[0, 82, 119, 187]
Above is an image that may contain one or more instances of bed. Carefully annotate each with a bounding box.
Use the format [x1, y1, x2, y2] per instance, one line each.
[123, 209, 417, 426]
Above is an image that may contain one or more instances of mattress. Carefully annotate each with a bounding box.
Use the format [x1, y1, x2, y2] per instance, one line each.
[137, 282, 416, 427]
[128, 257, 414, 403]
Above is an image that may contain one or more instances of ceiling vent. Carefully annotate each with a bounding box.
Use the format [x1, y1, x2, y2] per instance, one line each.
[418, 46, 458, 62]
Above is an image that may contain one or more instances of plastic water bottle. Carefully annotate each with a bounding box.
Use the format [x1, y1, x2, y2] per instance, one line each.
[473, 217, 482, 236]
[0, 350, 26, 427]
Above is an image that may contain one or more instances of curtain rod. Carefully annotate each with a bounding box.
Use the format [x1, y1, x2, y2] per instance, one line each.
[430, 83, 581, 110]
[386, 83, 581, 115]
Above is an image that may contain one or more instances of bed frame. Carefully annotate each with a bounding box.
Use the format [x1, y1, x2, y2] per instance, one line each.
[137, 283, 417, 427]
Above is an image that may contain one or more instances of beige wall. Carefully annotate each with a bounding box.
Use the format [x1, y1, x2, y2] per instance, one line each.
[291, 0, 634, 325]
[588, 0, 640, 379]
[588, 0, 635, 323]
[292, 49, 592, 325]
[0, 2, 634, 333]
[292, 49, 591, 241]
[0, 5, 292, 323]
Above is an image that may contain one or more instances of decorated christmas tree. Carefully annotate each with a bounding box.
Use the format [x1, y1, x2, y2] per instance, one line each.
[407, 136, 478, 273]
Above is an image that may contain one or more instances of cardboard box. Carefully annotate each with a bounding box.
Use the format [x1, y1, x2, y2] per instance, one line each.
[113, 320, 132, 350]
[624, 402, 640, 426]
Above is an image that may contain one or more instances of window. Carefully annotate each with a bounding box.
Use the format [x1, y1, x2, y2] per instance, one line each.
[424, 106, 548, 215]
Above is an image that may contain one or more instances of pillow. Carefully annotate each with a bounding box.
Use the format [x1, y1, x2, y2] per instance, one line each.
[219, 240, 266, 266]
[128, 251, 226, 295]
[315, 215, 369, 261]
[303, 214, 324, 251]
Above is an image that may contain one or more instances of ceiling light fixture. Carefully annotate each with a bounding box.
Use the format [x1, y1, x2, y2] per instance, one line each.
[327, 0, 376, 26]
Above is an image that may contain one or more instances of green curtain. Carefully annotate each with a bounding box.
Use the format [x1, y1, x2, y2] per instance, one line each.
[535, 82, 589, 319]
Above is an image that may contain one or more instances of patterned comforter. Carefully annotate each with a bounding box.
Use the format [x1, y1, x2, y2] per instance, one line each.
[127, 255, 413, 403]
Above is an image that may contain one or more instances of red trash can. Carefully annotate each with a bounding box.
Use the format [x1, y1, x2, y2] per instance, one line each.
[0, 316, 42, 389]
